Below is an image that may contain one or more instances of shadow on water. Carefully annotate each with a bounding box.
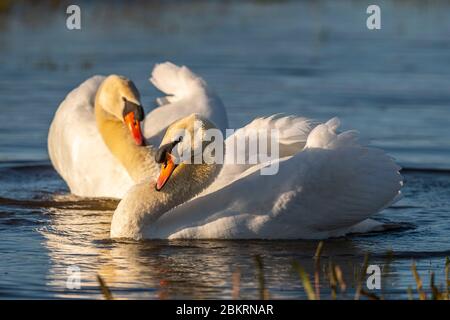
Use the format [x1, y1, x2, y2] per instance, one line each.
[0, 195, 118, 211]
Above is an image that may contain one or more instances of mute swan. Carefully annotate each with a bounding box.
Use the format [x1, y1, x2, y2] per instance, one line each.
[110, 114, 403, 240]
[48, 62, 228, 198]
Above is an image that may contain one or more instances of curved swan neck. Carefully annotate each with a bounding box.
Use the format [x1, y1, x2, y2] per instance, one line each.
[110, 163, 222, 239]
[95, 101, 158, 182]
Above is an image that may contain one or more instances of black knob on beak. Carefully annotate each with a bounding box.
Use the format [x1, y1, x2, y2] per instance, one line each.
[122, 97, 144, 121]
[155, 137, 183, 164]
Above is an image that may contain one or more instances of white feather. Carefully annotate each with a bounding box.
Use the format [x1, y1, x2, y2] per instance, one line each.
[139, 118, 402, 239]
[48, 63, 229, 198]
[144, 62, 229, 144]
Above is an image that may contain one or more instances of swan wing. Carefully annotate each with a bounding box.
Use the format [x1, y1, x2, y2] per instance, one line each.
[143, 62, 229, 145]
[48, 76, 133, 198]
[205, 114, 314, 193]
[148, 118, 402, 239]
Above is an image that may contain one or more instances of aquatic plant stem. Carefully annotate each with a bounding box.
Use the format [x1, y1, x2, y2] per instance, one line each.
[97, 274, 114, 300]
[411, 261, 426, 300]
[313, 241, 324, 300]
[293, 261, 316, 300]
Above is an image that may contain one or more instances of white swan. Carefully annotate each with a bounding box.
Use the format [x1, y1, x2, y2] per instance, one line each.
[110, 114, 403, 240]
[48, 62, 228, 198]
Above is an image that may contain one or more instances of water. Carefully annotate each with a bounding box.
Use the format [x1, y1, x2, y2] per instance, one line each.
[0, 0, 449, 299]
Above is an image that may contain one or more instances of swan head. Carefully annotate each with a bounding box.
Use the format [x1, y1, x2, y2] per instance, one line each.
[154, 113, 222, 191]
[110, 113, 223, 239]
[97, 75, 145, 146]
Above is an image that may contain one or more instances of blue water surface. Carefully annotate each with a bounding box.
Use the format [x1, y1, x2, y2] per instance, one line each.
[0, 1, 449, 299]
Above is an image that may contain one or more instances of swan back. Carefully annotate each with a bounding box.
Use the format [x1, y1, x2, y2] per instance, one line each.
[143, 62, 229, 143]
[48, 76, 136, 198]
[140, 117, 402, 239]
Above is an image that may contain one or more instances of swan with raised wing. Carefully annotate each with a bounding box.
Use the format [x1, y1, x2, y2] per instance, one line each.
[48, 62, 228, 198]
[110, 113, 402, 240]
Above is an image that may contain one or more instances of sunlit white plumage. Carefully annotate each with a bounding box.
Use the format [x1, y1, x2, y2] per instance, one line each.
[144, 62, 228, 144]
[48, 75, 132, 198]
[110, 115, 402, 240]
[48, 61, 402, 239]
[48, 62, 228, 198]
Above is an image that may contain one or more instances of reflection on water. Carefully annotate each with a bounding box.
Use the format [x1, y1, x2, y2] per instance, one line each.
[36, 195, 450, 299]
[0, 163, 449, 299]
[0, 0, 450, 299]
[40, 206, 374, 300]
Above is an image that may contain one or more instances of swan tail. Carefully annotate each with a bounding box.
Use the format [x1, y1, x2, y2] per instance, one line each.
[304, 117, 361, 149]
[280, 117, 403, 233]
[150, 62, 205, 104]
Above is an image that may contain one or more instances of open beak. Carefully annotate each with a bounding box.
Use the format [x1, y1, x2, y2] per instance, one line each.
[156, 153, 177, 191]
[124, 111, 144, 146]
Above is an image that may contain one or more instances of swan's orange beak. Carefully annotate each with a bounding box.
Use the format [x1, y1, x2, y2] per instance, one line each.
[156, 153, 177, 191]
[124, 111, 144, 146]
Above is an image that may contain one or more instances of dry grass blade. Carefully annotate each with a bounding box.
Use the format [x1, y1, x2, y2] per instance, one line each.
[314, 241, 324, 260]
[97, 274, 114, 300]
[232, 267, 241, 300]
[411, 261, 426, 300]
[354, 253, 369, 300]
[328, 260, 337, 300]
[254, 255, 269, 300]
[334, 265, 346, 294]
[293, 261, 316, 300]
[445, 257, 449, 300]
[430, 272, 441, 300]
[382, 249, 394, 299]
[313, 241, 324, 300]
